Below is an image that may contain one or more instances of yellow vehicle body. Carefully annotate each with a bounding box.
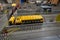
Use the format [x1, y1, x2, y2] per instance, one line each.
[9, 15, 44, 25]
[9, 16, 15, 24]
[56, 14, 60, 22]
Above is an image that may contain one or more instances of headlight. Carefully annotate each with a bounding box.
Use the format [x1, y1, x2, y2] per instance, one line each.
[12, 3, 16, 7]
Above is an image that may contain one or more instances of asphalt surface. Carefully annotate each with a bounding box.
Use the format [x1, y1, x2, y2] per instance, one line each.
[20, 3, 60, 13]
[0, 13, 8, 31]
[3, 31, 60, 40]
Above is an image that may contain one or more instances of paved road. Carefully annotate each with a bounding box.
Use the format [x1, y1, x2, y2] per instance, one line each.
[20, 3, 60, 13]
[0, 14, 8, 31]
[4, 30, 60, 40]
[0, 12, 4, 18]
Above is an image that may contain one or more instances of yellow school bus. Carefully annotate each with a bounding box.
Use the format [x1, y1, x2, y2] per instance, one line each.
[9, 15, 44, 25]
